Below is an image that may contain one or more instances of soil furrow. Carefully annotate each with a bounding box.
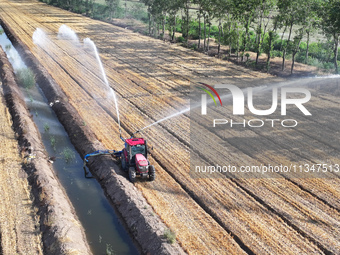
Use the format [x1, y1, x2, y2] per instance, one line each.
[1, 1, 339, 254]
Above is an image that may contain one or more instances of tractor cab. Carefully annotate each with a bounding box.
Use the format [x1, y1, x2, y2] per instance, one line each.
[125, 138, 148, 164]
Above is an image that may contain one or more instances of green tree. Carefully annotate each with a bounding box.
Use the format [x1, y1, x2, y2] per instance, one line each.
[105, 0, 120, 20]
[214, 0, 232, 55]
[222, 16, 241, 58]
[164, 0, 183, 41]
[320, 0, 340, 73]
[304, 0, 322, 64]
[290, 28, 304, 74]
[85, 0, 94, 17]
[278, 0, 308, 71]
[263, 15, 280, 71]
[201, 0, 214, 52]
[182, 0, 192, 43]
[232, 0, 261, 61]
[141, 0, 183, 39]
[167, 1, 183, 41]
[254, 0, 276, 65]
[290, 0, 323, 74]
[193, 0, 204, 49]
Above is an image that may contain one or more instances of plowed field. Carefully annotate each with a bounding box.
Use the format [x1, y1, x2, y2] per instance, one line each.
[1, 0, 339, 254]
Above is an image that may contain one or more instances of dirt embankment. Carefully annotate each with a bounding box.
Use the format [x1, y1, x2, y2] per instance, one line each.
[0, 19, 186, 255]
[0, 45, 91, 254]
[0, 56, 42, 255]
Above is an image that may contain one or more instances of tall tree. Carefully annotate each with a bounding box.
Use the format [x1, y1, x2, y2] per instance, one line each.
[304, 0, 322, 64]
[320, 0, 340, 73]
[182, 0, 191, 43]
[193, 0, 204, 49]
[264, 14, 280, 72]
[195, 0, 215, 52]
[254, 0, 276, 65]
[165, 0, 183, 40]
[290, 0, 322, 74]
[214, 0, 231, 55]
[105, 0, 120, 20]
[232, 0, 261, 61]
[290, 28, 304, 74]
[277, 0, 306, 71]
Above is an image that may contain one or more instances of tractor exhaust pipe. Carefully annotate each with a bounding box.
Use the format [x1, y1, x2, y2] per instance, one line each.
[131, 130, 140, 138]
[120, 130, 139, 142]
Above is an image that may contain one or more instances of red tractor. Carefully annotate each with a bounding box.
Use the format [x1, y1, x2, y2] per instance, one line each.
[83, 136, 156, 182]
[120, 138, 155, 183]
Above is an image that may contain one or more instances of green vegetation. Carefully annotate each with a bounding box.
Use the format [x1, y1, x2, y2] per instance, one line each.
[28, 94, 34, 103]
[61, 147, 75, 163]
[5, 44, 11, 51]
[176, 36, 185, 43]
[50, 136, 56, 151]
[245, 53, 250, 61]
[106, 243, 114, 255]
[0, 28, 3, 35]
[39, 0, 340, 74]
[105, 0, 120, 20]
[163, 228, 176, 244]
[44, 123, 50, 132]
[16, 68, 36, 89]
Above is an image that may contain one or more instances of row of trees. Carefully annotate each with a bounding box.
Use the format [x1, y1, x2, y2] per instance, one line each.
[41, 0, 340, 74]
[140, 0, 340, 74]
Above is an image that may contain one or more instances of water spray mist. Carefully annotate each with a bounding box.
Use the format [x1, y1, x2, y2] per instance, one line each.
[83, 38, 122, 137]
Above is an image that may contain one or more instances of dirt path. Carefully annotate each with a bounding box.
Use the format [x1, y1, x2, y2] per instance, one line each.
[0, 82, 43, 254]
[0, 0, 339, 254]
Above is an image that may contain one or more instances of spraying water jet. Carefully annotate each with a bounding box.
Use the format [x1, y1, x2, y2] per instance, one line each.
[57, 24, 79, 42]
[131, 108, 190, 137]
[83, 38, 122, 137]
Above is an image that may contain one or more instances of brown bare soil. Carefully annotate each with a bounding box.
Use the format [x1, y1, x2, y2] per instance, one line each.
[0, 84, 42, 255]
[0, 48, 43, 255]
[0, 0, 339, 254]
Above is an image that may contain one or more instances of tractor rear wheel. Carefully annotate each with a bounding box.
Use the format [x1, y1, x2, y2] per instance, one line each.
[129, 167, 136, 183]
[149, 165, 155, 181]
[121, 153, 127, 171]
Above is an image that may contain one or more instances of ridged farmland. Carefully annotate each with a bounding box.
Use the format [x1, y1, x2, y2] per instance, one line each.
[0, 0, 339, 254]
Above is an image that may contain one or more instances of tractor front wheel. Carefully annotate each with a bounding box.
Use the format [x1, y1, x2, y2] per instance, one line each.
[149, 165, 155, 181]
[129, 167, 136, 183]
